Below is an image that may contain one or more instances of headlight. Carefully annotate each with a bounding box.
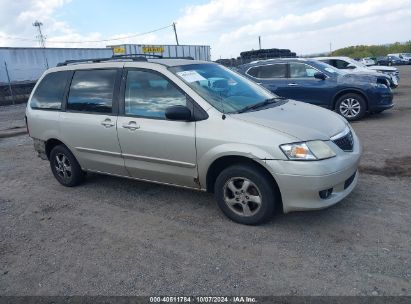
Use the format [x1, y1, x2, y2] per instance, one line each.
[372, 83, 389, 89]
[280, 141, 336, 161]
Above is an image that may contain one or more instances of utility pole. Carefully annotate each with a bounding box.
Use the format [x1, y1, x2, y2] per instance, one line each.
[33, 20, 46, 48]
[33, 20, 49, 69]
[4, 61, 15, 105]
[329, 42, 332, 54]
[258, 36, 262, 50]
[173, 22, 179, 45]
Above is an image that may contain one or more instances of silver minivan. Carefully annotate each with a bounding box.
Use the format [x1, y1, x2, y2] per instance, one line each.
[26, 57, 361, 225]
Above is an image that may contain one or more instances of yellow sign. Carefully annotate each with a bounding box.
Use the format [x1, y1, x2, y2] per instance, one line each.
[142, 46, 164, 53]
[113, 47, 125, 55]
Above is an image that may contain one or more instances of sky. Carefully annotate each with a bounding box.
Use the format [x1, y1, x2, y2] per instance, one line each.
[0, 0, 411, 59]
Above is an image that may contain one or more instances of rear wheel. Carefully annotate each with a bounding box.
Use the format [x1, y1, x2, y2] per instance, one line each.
[50, 145, 85, 187]
[335, 93, 366, 121]
[214, 164, 278, 225]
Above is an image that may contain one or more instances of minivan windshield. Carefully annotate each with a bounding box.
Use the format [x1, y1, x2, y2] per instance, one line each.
[169, 63, 278, 114]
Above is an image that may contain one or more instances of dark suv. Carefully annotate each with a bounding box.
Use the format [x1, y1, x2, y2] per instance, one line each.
[376, 56, 403, 66]
[237, 58, 394, 120]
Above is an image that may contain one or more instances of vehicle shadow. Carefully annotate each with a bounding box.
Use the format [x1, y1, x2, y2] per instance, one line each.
[82, 171, 353, 231]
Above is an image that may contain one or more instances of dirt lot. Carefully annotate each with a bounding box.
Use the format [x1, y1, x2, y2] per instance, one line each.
[0, 67, 410, 296]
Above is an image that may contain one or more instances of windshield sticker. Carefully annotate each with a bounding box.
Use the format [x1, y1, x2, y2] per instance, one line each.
[176, 70, 207, 83]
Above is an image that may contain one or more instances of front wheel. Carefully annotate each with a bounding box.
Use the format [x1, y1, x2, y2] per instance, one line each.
[214, 164, 278, 225]
[335, 93, 366, 121]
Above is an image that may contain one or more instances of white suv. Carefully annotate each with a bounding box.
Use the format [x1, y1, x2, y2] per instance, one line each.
[315, 56, 399, 88]
[26, 56, 361, 225]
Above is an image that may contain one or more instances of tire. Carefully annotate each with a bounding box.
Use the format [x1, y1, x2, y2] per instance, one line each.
[214, 164, 278, 225]
[335, 93, 366, 121]
[50, 144, 85, 187]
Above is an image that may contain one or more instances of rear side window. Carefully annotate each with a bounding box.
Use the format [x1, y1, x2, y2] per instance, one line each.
[247, 64, 286, 79]
[30, 71, 69, 110]
[67, 69, 117, 114]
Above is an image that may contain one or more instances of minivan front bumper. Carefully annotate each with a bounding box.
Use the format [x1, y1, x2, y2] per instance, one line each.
[265, 131, 361, 213]
[272, 165, 359, 213]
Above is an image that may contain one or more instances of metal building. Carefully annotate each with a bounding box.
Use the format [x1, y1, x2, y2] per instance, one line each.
[0, 47, 113, 83]
[108, 44, 211, 61]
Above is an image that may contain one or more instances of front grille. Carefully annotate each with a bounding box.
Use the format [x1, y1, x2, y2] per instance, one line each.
[344, 172, 356, 189]
[332, 130, 354, 152]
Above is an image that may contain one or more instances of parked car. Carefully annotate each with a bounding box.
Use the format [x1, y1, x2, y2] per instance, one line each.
[358, 57, 375, 66]
[315, 56, 399, 88]
[375, 56, 403, 66]
[387, 53, 411, 64]
[238, 58, 393, 121]
[26, 57, 361, 225]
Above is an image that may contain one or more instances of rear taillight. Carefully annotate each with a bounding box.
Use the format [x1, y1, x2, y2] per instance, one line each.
[25, 115, 30, 136]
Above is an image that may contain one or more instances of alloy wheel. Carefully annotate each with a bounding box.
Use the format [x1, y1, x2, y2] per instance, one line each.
[339, 98, 361, 118]
[55, 153, 72, 181]
[223, 177, 262, 217]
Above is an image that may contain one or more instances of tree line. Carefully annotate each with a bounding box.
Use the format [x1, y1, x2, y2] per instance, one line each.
[331, 41, 411, 58]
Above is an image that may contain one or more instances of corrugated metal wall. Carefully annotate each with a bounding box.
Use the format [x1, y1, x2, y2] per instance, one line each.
[0, 47, 113, 83]
[0, 45, 211, 84]
[109, 44, 211, 61]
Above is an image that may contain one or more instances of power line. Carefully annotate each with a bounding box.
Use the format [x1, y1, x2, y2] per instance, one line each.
[0, 24, 174, 44]
[48, 24, 174, 44]
[0, 35, 36, 42]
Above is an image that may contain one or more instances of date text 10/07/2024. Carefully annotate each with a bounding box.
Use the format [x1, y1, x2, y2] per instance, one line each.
[149, 296, 257, 303]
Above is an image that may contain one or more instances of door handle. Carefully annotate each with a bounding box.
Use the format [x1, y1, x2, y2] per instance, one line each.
[101, 118, 115, 128]
[288, 83, 298, 86]
[122, 121, 140, 131]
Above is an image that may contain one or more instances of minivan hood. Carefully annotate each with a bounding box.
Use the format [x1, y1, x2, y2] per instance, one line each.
[233, 100, 347, 141]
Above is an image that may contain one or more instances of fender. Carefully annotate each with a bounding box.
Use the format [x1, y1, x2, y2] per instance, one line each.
[197, 142, 284, 187]
[332, 88, 369, 109]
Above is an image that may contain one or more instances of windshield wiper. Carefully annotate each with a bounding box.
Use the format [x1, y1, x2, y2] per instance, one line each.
[237, 97, 284, 113]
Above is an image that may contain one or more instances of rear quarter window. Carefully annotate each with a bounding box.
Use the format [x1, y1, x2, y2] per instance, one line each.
[30, 71, 70, 110]
[67, 69, 117, 114]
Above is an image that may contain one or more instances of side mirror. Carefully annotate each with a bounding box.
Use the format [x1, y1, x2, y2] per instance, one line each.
[165, 105, 192, 121]
[314, 72, 326, 80]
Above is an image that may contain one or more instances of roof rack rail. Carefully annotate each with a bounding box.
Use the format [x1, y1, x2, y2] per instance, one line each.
[56, 53, 194, 66]
[159, 56, 194, 60]
[57, 53, 161, 66]
[112, 54, 163, 59]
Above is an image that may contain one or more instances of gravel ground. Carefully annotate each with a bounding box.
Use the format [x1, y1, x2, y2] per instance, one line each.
[0, 103, 26, 131]
[0, 66, 410, 296]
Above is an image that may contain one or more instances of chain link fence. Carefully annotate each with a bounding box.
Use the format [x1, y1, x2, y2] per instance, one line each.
[0, 81, 36, 106]
[0, 62, 36, 106]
